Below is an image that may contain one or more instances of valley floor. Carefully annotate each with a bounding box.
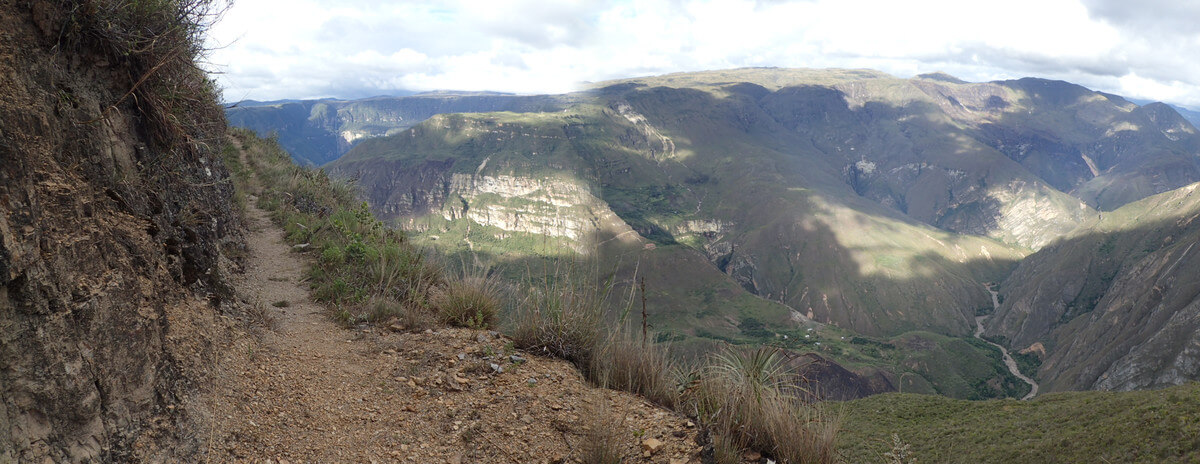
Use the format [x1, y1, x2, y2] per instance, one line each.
[200, 171, 701, 463]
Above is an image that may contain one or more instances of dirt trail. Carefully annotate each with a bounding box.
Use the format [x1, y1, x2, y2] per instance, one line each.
[975, 287, 1039, 401]
[203, 167, 701, 463]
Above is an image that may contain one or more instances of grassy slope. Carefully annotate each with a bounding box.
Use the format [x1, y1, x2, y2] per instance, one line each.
[839, 382, 1200, 463]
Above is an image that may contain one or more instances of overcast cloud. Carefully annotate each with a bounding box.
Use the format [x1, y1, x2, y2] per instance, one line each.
[206, 0, 1200, 108]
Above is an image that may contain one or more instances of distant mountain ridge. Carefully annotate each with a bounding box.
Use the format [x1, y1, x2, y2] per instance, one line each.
[260, 67, 1200, 396]
[226, 92, 580, 165]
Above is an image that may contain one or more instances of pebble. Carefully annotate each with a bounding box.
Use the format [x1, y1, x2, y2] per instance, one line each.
[642, 437, 664, 456]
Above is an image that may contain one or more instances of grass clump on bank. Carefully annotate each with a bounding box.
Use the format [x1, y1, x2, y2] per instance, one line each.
[508, 270, 837, 462]
[433, 274, 502, 329]
[67, 0, 230, 153]
[688, 347, 841, 464]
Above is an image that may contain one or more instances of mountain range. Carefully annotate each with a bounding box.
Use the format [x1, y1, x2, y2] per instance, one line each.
[232, 67, 1200, 397]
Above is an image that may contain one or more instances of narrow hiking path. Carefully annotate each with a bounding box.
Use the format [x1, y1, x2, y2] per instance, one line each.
[201, 150, 702, 463]
[975, 287, 1039, 401]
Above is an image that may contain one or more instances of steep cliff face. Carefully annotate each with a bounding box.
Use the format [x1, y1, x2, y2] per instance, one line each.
[989, 183, 1200, 392]
[0, 1, 239, 460]
[326, 113, 642, 255]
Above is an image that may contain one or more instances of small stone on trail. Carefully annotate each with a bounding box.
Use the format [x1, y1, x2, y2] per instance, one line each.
[641, 438, 664, 455]
[490, 363, 503, 373]
[509, 355, 526, 363]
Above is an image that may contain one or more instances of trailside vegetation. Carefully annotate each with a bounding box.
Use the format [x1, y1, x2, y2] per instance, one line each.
[230, 128, 842, 463]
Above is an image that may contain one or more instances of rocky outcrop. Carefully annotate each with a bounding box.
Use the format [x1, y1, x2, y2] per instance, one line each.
[329, 155, 640, 254]
[1, 2, 239, 461]
[443, 172, 637, 250]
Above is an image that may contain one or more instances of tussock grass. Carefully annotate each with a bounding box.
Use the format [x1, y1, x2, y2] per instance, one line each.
[510, 273, 604, 365]
[509, 269, 680, 408]
[433, 274, 502, 329]
[589, 331, 679, 409]
[688, 347, 840, 464]
[580, 402, 625, 464]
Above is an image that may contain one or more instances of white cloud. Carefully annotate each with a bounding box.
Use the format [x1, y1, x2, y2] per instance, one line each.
[206, 0, 1200, 108]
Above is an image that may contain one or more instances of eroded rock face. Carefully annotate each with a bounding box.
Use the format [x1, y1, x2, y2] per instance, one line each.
[330, 158, 639, 253]
[0, 3, 238, 461]
[443, 172, 632, 250]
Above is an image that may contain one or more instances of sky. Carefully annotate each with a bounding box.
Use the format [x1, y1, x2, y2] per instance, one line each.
[205, 0, 1200, 108]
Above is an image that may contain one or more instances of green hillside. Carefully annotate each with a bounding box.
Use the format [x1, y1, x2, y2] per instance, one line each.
[839, 382, 1200, 463]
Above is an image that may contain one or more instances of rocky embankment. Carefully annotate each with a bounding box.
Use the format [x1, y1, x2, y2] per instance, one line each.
[1, 1, 240, 460]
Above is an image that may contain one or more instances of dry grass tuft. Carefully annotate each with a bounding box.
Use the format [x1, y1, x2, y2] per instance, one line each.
[244, 301, 278, 333]
[688, 347, 841, 464]
[510, 275, 603, 365]
[589, 331, 679, 409]
[580, 401, 625, 464]
[433, 275, 502, 329]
